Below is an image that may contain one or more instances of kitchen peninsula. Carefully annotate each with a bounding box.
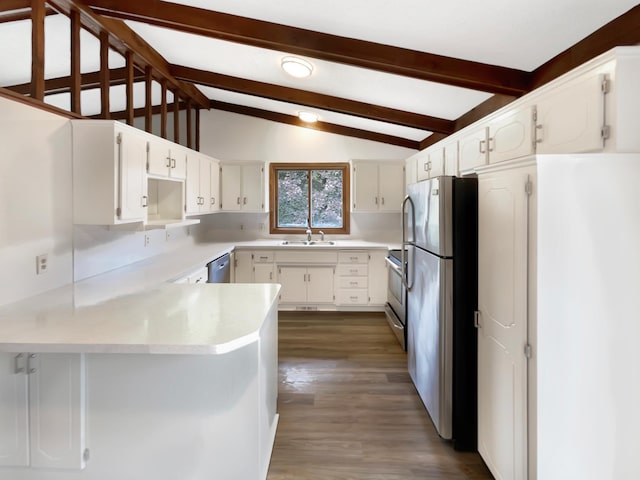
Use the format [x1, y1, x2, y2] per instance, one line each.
[0, 280, 280, 480]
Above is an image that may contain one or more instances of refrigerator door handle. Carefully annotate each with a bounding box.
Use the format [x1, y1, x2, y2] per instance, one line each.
[401, 195, 416, 290]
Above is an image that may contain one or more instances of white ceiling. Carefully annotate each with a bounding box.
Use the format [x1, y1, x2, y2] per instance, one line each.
[0, 0, 637, 146]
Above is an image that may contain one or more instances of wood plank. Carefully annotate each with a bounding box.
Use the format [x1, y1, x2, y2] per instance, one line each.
[173, 92, 180, 143]
[125, 50, 134, 125]
[195, 106, 200, 151]
[99, 30, 111, 118]
[186, 99, 192, 149]
[0, 0, 30, 11]
[144, 65, 152, 132]
[70, 8, 82, 114]
[160, 80, 167, 138]
[30, 0, 45, 100]
[0, 86, 84, 119]
[171, 65, 454, 134]
[211, 100, 419, 150]
[268, 313, 493, 480]
[84, 0, 531, 96]
[5, 67, 142, 95]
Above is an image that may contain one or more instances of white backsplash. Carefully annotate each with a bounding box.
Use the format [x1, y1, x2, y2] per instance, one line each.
[194, 212, 401, 244]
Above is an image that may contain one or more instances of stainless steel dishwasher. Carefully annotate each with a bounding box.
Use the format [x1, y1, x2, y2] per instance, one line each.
[207, 253, 231, 283]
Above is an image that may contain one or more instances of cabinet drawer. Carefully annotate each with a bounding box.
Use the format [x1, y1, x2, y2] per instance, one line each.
[336, 265, 368, 277]
[275, 250, 338, 263]
[336, 290, 368, 305]
[337, 251, 368, 264]
[338, 277, 368, 289]
[253, 251, 274, 263]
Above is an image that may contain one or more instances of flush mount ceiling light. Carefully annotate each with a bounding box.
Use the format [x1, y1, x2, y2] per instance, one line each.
[298, 112, 319, 123]
[281, 56, 314, 78]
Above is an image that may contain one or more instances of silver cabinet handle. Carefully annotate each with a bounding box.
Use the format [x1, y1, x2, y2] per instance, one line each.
[488, 137, 495, 152]
[474, 311, 481, 329]
[211, 197, 215, 205]
[479, 139, 486, 154]
[171, 158, 176, 168]
[536, 124, 544, 144]
[14, 353, 25, 374]
[141, 195, 148, 207]
[166, 156, 171, 168]
[375, 197, 378, 205]
[381, 197, 385, 205]
[423, 162, 428, 171]
[243, 197, 247, 205]
[269, 271, 273, 280]
[237, 197, 241, 205]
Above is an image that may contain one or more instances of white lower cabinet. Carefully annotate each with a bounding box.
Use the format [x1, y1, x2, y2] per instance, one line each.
[0, 353, 86, 469]
[233, 250, 254, 283]
[278, 266, 334, 305]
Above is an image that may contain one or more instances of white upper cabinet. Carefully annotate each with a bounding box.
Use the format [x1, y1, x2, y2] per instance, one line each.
[405, 157, 417, 187]
[220, 163, 265, 212]
[209, 158, 220, 213]
[487, 106, 536, 164]
[417, 148, 444, 180]
[458, 126, 489, 173]
[535, 72, 607, 154]
[147, 138, 186, 180]
[352, 161, 404, 212]
[72, 121, 148, 225]
[443, 141, 459, 176]
[185, 153, 212, 215]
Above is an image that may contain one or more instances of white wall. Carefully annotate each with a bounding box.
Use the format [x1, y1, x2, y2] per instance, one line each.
[197, 109, 416, 242]
[0, 96, 73, 306]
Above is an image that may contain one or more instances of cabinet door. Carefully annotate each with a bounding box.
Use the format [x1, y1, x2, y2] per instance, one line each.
[477, 168, 531, 480]
[198, 156, 212, 214]
[234, 251, 253, 283]
[352, 162, 379, 211]
[368, 250, 388, 305]
[29, 353, 86, 469]
[306, 267, 335, 303]
[185, 153, 202, 215]
[147, 139, 170, 177]
[209, 160, 220, 212]
[254, 264, 275, 283]
[170, 147, 187, 180]
[0, 353, 29, 467]
[405, 158, 417, 187]
[241, 164, 264, 211]
[378, 163, 404, 212]
[118, 129, 148, 221]
[415, 151, 430, 182]
[459, 127, 488, 173]
[443, 141, 458, 176]
[278, 267, 307, 303]
[428, 148, 445, 178]
[536, 73, 606, 154]
[221, 165, 242, 211]
[488, 107, 535, 163]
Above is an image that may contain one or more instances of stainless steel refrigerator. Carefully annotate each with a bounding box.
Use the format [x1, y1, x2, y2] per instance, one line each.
[402, 176, 477, 451]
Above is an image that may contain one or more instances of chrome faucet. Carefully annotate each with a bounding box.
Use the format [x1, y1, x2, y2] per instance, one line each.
[319, 230, 325, 241]
[306, 227, 312, 242]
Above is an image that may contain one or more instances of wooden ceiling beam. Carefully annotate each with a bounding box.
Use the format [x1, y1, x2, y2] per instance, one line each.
[171, 64, 451, 134]
[211, 100, 419, 150]
[82, 0, 531, 96]
[531, 4, 640, 89]
[47, 0, 209, 109]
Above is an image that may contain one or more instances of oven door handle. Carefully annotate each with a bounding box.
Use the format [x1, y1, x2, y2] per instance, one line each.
[385, 257, 403, 276]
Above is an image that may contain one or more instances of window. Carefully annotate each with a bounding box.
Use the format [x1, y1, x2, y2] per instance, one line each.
[269, 163, 350, 234]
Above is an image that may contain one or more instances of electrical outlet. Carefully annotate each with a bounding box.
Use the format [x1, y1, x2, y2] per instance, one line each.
[259, 223, 265, 231]
[36, 254, 48, 275]
[144, 234, 151, 247]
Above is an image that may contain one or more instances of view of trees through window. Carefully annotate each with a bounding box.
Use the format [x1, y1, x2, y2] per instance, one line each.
[270, 163, 350, 234]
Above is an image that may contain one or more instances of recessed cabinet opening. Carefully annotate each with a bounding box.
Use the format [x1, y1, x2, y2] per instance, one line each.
[146, 179, 192, 228]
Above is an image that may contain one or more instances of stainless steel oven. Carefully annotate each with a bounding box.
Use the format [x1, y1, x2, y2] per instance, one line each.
[385, 249, 407, 350]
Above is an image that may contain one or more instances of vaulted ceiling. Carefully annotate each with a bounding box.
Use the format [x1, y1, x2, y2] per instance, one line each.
[1, 0, 639, 151]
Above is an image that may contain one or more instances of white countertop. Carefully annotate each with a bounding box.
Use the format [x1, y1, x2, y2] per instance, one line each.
[0, 283, 280, 355]
[0, 239, 391, 355]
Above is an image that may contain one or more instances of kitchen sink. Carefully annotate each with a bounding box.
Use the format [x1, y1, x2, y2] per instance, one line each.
[280, 240, 336, 246]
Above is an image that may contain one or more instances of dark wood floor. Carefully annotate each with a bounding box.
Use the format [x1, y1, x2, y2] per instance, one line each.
[267, 312, 493, 480]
